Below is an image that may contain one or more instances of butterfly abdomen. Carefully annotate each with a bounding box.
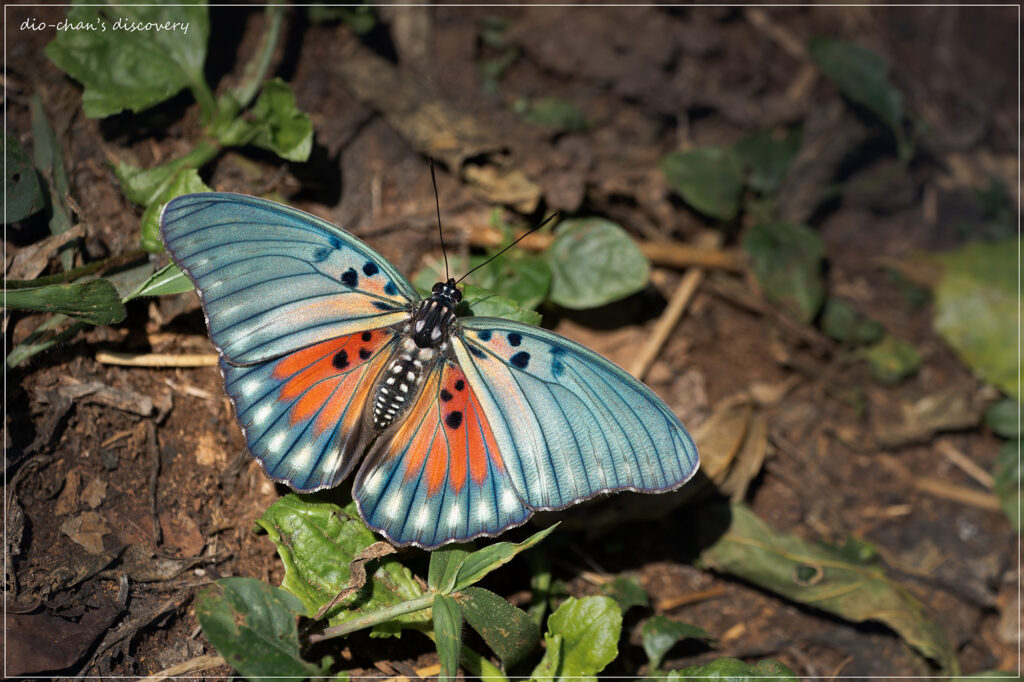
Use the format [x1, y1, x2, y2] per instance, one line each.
[372, 338, 435, 429]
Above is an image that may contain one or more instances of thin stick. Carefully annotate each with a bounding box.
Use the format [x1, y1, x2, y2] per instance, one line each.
[936, 439, 994, 489]
[96, 351, 219, 367]
[139, 654, 227, 681]
[469, 224, 745, 273]
[629, 231, 722, 380]
[913, 476, 1002, 511]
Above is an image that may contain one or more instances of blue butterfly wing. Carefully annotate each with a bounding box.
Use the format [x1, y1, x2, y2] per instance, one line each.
[221, 327, 400, 491]
[452, 317, 699, 511]
[161, 193, 417, 365]
[353, 358, 532, 548]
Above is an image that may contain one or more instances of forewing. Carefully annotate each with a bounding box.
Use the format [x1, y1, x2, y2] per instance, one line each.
[454, 318, 699, 510]
[221, 327, 399, 491]
[353, 359, 531, 548]
[161, 193, 418, 364]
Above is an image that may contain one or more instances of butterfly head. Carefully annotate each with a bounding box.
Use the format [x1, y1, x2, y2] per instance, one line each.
[430, 278, 462, 310]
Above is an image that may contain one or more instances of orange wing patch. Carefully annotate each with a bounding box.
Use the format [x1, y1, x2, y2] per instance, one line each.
[394, 362, 502, 497]
[270, 329, 396, 432]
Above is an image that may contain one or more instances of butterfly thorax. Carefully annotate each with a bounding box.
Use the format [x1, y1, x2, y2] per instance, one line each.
[370, 279, 462, 431]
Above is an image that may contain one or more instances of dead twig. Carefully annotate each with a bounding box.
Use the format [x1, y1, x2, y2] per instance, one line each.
[96, 351, 219, 368]
[630, 231, 722, 379]
[147, 421, 162, 546]
[139, 654, 227, 681]
[469, 224, 746, 273]
[936, 439, 994, 489]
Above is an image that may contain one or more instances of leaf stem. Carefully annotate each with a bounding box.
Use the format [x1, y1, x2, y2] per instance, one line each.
[231, 4, 285, 108]
[308, 593, 436, 642]
[5, 248, 148, 290]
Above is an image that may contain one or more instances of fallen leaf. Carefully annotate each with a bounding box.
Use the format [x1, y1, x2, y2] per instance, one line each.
[54, 469, 82, 516]
[81, 478, 107, 509]
[5, 602, 121, 675]
[60, 511, 111, 555]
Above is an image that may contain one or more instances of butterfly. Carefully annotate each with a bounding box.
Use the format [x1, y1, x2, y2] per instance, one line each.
[161, 192, 699, 549]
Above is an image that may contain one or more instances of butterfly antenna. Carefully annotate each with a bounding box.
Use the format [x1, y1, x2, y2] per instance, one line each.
[456, 211, 560, 284]
[429, 158, 450, 281]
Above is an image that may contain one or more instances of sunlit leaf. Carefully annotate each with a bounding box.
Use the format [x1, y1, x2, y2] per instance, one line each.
[547, 218, 650, 309]
[255, 494, 428, 630]
[460, 284, 543, 326]
[45, 3, 210, 118]
[428, 544, 473, 594]
[451, 524, 557, 592]
[196, 577, 330, 679]
[541, 596, 622, 681]
[139, 168, 211, 253]
[125, 262, 193, 300]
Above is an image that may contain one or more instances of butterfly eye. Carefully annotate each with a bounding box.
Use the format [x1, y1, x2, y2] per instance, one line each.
[432, 282, 444, 294]
[453, 288, 463, 303]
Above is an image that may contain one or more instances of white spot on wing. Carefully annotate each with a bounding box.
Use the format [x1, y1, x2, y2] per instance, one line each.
[268, 431, 287, 452]
[385, 493, 403, 519]
[476, 502, 490, 522]
[291, 446, 314, 471]
[501, 489, 519, 512]
[253, 404, 273, 425]
[243, 380, 260, 397]
[415, 506, 429, 530]
[448, 504, 461, 528]
[364, 469, 385, 494]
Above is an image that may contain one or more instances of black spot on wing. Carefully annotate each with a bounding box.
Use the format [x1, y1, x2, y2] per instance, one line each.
[361, 331, 372, 341]
[445, 411, 463, 429]
[332, 350, 349, 369]
[478, 330, 492, 341]
[341, 268, 358, 287]
[510, 351, 530, 370]
[468, 345, 486, 359]
[440, 389, 453, 402]
[363, 261, 379, 276]
[384, 282, 398, 296]
[507, 332, 522, 346]
[373, 301, 397, 311]
[550, 347, 566, 378]
[312, 246, 331, 262]
[454, 379, 465, 391]
[359, 348, 372, 360]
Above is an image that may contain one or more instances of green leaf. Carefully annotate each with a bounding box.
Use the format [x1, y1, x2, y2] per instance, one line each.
[519, 96, 588, 133]
[195, 577, 330, 680]
[546, 218, 650, 309]
[698, 503, 959, 673]
[6, 316, 87, 368]
[808, 37, 907, 155]
[985, 399, 1021, 439]
[452, 524, 557, 592]
[993, 440, 1021, 532]
[642, 615, 713, 671]
[248, 78, 314, 162]
[4, 280, 126, 325]
[428, 544, 474, 594]
[601, 575, 649, 613]
[667, 657, 798, 680]
[543, 596, 622, 681]
[255, 494, 428, 629]
[821, 298, 884, 345]
[31, 95, 74, 269]
[308, 4, 377, 33]
[734, 129, 801, 195]
[418, 252, 551, 312]
[457, 586, 540, 667]
[530, 633, 562, 682]
[660, 147, 744, 221]
[433, 594, 463, 682]
[742, 221, 825, 324]
[860, 334, 922, 384]
[45, 3, 211, 118]
[124, 262, 193, 300]
[138, 168, 212, 253]
[460, 284, 543, 326]
[931, 239, 1019, 399]
[4, 134, 45, 222]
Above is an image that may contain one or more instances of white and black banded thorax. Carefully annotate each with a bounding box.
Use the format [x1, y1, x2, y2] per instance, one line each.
[370, 279, 462, 430]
